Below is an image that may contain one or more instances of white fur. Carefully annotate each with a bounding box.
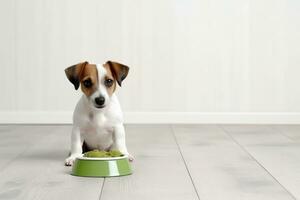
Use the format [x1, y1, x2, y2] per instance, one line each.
[65, 64, 130, 166]
[89, 65, 109, 108]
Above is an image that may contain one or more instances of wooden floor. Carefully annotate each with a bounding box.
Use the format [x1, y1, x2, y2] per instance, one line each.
[0, 125, 299, 200]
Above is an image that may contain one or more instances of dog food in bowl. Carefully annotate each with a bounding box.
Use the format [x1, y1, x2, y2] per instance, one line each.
[83, 150, 124, 158]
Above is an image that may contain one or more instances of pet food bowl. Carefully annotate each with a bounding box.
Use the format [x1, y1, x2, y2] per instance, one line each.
[71, 155, 132, 177]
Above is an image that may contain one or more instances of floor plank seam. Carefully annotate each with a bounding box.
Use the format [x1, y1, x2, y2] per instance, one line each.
[268, 125, 296, 143]
[170, 125, 201, 200]
[98, 178, 105, 200]
[218, 125, 298, 200]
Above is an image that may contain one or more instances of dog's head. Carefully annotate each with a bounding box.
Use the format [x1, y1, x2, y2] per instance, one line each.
[65, 61, 129, 109]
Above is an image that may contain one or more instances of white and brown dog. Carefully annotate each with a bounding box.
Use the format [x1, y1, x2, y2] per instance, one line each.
[64, 61, 131, 166]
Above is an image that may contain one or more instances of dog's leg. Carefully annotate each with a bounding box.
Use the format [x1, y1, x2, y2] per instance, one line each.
[112, 124, 134, 161]
[65, 126, 83, 166]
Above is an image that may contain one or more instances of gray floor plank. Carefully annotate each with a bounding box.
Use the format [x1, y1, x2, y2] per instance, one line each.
[0, 125, 103, 200]
[221, 125, 299, 199]
[100, 125, 198, 200]
[0, 125, 52, 170]
[271, 125, 300, 142]
[0, 125, 17, 133]
[173, 125, 295, 200]
[1, 124, 299, 200]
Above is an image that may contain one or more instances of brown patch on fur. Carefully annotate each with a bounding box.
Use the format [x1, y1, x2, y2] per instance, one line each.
[65, 62, 98, 96]
[80, 64, 98, 96]
[103, 64, 117, 96]
[105, 61, 129, 86]
[66, 61, 129, 97]
[65, 61, 88, 90]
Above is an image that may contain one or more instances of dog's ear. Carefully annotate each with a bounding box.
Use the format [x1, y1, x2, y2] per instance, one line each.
[107, 61, 129, 86]
[65, 61, 88, 90]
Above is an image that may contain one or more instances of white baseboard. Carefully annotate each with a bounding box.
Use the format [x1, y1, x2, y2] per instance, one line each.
[0, 111, 300, 124]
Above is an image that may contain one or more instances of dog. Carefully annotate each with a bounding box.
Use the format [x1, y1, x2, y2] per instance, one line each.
[64, 61, 132, 166]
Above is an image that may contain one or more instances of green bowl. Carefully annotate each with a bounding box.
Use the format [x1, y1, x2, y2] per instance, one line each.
[71, 156, 132, 177]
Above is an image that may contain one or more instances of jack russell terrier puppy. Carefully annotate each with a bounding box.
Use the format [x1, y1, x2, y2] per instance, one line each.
[64, 61, 132, 166]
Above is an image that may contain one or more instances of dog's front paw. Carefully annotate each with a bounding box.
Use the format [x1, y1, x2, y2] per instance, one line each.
[65, 154, 81, 166]
[65, 156, 75, 166]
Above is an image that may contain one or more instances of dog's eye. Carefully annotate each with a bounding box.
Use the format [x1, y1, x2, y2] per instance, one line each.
[104, 79, 113, 87]
[83, 79, 93, 88]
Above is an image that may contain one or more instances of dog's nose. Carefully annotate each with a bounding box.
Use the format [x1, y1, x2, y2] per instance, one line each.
[95, 96, 105, 106]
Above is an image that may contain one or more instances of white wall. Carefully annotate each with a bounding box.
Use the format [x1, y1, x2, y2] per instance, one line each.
[0, 0, 300, 123]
